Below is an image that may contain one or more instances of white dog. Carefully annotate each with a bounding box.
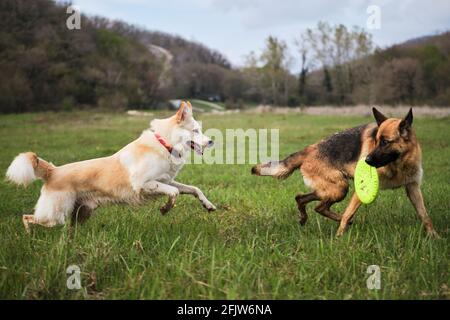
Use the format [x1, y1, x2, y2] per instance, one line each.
[6, 101, 216, 232]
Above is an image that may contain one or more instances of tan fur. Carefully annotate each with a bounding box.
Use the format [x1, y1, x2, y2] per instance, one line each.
[8, 100, 216, 232]
[375, 120, 422, 189]
[27, 152, 55, 180]
[299, 145, 350, 202]
[175, 101, 189, 123]
[253, 108, 439, 238]
[47, 156, 133, 199]
[336, 118, 433, 236]
[134, 144, 154, 159]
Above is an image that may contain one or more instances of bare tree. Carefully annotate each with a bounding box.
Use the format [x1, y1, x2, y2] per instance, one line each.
[294, 33, 311, 103]
[304, 22, 374, 104]
[376, 58, 423, 104]
[260, 36, 288, 105]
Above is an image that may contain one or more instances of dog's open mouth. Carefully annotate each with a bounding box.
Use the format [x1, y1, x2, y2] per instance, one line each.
[187, 140, 203, 155]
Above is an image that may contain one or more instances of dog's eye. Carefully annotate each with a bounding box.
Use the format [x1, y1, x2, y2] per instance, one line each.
[193, 129, 199, 133]
[379, 137, 389, 146]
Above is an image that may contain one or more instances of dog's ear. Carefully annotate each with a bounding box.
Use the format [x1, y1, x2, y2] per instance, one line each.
[372, 107, 387, 126]
[399, 108, 413, 137]
[175, 101, 192, 123]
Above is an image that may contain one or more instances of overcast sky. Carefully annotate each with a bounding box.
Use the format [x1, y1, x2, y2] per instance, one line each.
[67, 0, 450, 70]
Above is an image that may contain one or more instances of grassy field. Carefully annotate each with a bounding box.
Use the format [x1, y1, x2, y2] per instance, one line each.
[0, 110, 448, 299]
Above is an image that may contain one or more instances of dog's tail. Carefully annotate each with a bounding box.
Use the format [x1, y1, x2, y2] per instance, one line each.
[6, 152, 54, 186]
[251, 150, 306, 180]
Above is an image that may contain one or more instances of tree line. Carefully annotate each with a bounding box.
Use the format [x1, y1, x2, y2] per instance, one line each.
[0, 0, 449, 113]
[234, 23, 449, 107]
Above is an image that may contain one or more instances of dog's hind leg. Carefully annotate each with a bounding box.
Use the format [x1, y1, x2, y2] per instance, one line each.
[314, 201, 342, 222]
[22, 214, 58, 233]
[295, 192, 319, 225]
[21, 189, 75, 234]
[71, 202, 95, 226]
[22, 214, 34, 233]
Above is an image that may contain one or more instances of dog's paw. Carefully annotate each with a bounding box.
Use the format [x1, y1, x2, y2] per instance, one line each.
[426, 229, 441, 239]
[160, 205, 171, 215]
[299, 216, 307, 226]
[335, 227, 346, 237]
[203, 202, 216, 212]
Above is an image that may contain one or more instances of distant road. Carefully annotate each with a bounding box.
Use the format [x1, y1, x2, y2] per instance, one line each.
[169, 99, 225, 113]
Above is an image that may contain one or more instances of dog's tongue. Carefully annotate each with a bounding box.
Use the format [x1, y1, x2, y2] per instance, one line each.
[189, 141, 203, 155]
[193, 142, 203, 155]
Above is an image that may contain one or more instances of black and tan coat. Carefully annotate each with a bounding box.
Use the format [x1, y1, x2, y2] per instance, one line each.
[252, 108, 439, 238]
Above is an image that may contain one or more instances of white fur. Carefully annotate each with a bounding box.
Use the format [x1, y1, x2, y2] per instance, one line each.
[34, 187, 76, 226]
[9, 102, 216, 229]
[259, 161, 292, 179]
[259, 164, 281, 176]
[6, 153, 36, 186]
[303, 176, 314, 189]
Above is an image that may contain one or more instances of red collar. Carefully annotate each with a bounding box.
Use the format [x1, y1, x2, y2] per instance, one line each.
[154, 133, 173, 153]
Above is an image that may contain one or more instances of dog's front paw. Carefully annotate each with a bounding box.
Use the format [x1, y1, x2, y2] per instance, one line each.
[335, 227, 346, 237]
[160, 205, 171, 215]
[426, 228, 441, 239]
[203, 202, 216, 212]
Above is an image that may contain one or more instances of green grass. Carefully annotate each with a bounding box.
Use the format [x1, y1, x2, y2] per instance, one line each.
[0, 110, 448, 299]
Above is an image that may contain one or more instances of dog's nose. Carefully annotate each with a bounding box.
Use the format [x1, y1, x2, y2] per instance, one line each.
[365, 155, 373, 165]
[207, 140, 214, 147]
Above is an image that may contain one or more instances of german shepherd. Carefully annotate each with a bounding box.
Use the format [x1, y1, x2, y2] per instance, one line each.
[6, 101, 216, 232]
[251, 108, 439, 238]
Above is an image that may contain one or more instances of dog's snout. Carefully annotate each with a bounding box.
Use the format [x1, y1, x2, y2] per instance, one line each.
[365, 154, 381, 168]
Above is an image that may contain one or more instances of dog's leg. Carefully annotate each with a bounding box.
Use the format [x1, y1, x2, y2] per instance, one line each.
[314, 201, 342, 222]
[168, 181, 216, 212]
[405, 182, 440, 238]
[295, 192, 319, 225]
[143, 181, 180, 215]
[68, 202, 96, 239]
[22, 214, 57, 233]
[71, 203, 94, 226]
[22, 214, 34, 233]
[336, 193, 361, 237]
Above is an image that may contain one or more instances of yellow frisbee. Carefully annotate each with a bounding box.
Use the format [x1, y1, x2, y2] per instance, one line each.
[354, 158, 379, 204]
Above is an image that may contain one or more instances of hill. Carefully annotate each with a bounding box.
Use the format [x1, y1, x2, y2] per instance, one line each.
[293, 29, 450, 106]
[0, 1, 448, 113]
[371, 31, 450, 105]
[0, 0, 233, 113]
